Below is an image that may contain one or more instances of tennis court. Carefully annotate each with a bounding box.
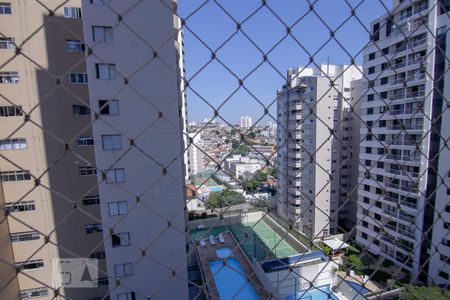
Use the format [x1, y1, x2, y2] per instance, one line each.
[189, 216, 309, 261]
[231, 221, 300, 261]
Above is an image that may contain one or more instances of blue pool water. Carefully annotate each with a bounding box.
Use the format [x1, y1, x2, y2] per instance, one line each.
[286, 285, 338, 300]
[216, 247, 233, 258]
[209, 186, 223, 192]
[208, 257, 259, 300]
[345, 280, 371, 295]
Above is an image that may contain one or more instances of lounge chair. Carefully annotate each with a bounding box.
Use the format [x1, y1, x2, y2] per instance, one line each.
[209, 235, 216, 246]
[200, 239, 206, 247]
[218, 233, 225, 244]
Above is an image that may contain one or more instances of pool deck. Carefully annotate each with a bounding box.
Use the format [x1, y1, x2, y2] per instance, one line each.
[196, 231, 272, 299]
[337, 271, 382, 293]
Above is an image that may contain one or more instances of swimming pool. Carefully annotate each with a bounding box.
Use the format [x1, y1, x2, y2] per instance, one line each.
[285, 285, 338, 300]
[345, 280, 371, 295]
[216, 247, 233, 258]
[208, 257, 260, 300]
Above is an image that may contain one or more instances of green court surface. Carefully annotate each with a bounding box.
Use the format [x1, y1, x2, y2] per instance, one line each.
[231, 221, 299, 261]
[189, 219, 305, 261]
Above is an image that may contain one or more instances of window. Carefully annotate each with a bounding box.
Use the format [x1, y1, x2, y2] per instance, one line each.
[96, 63, 116, 80]
[0, 3, 11, 14]
[6, 201, 35, 212]
[16, 259, 44, 271]
[114, 263, 133, 277]
[102, 134, 122, 150]
[10, 231, 40, 243]
[0, 37, 15, 49]
[112, 232, 131, 247]
[382, 47, 389, 55]
[379, 120, 386, 127]
[361, 232, 368, 240]
[0, 170, 31, 182]
[108, 201, 127, 216]
[0, 138, 27, 150]
[82, 195, 100, 206]
[77, 136, 94, 146]
[89, 251, 106, 259]
[92, 26, 113, 43]
[372, 22, 380, 41]
[362, 221, 368, 228]
[438, 271, 449, 280]
[66, 39, 85, 52]
[380, 77, 388, 85]
[117, 292, 136, 300]
[91, 0, 111, 4]
[367, 108, 373, 115]
[64, 7, 82, 18]
[0, 106, 22, 117]
[85, 223, 103, 234]
[368, 66, 375, 74]
[20, 288, 48, 299]
[98, 100, 119, 115]
[70, 72, 88, 84]
[72, 105, 90, 116]
[97, 277, 109, 287]
[79, 167, 97, 176]
[368, 52, 376, 61]
[446, 205, 450, 213]
[367, 94, 374, 102]
[365, 147, 372, 154]
[106, 169, 125, 183]
[0, 71, 19, 83]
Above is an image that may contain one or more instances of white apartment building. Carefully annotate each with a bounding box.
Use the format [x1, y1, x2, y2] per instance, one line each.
[188, 133, 205, 176]
[277, 64, 362, 238]
[355, 0, 450, 284]
[240, 115, 253, 129]
[82, 0, 189, 299]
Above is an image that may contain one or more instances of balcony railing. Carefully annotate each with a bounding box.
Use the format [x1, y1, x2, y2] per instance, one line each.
[386, 124, 423, 130]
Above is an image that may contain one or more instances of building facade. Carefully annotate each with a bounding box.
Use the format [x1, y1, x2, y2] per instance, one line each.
[276, 64, 362, 238]
[0, 1, 107, 299]
[240, 115, 252, 129]
[355, 0, 450, 284]
[82, 0, 189, 299]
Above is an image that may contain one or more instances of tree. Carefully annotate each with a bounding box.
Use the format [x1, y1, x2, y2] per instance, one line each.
[205, 190, 246, 209]
[243, 179, 260, 193]
[346, 254, 363, 275]
[254, 170, 268, 182]
[400, 285, 450, 300]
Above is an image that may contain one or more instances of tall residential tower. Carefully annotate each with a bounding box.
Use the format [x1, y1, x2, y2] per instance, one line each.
[355, 0, 450, 284]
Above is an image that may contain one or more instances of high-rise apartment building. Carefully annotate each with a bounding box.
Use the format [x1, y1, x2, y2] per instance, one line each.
[82, 0, 189, 299]
[355, 0, 450, 284]
[276, 64, 361, 238]
[188, 133, 205, 176]
[240, 115, 252, 129]
[0, 1, 107, 299]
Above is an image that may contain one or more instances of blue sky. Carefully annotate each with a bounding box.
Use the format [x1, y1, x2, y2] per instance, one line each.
[178, 0, 392, 124]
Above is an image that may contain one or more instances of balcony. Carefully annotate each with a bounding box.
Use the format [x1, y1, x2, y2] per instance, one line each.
[385, 154, 421, 162]
[386, 182, 418, 193]
[386, 124, 423, 131]
[384, 139, 419, 146]
[409, 38, 427, 48]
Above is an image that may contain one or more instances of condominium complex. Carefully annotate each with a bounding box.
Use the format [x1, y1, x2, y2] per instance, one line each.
[82, 0, 189, 299]
[276, 64, 361, 238]
[355, 0, 450, 284]
[240, 115, 252, 129]
[0, 1, 107, 299]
